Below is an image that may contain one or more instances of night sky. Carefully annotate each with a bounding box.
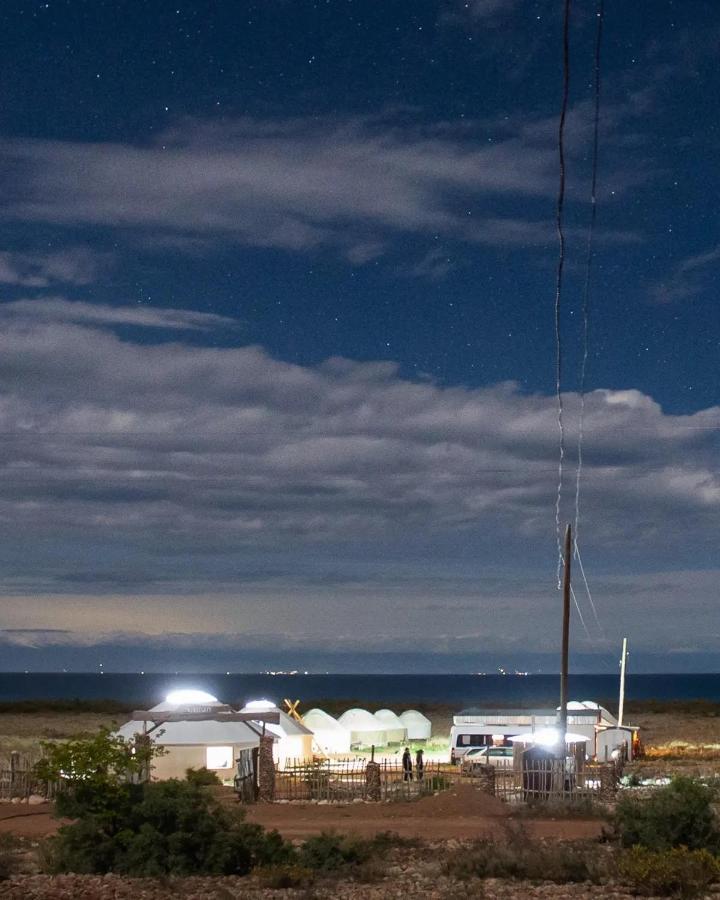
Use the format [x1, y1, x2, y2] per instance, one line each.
[0, 0, 718, 672]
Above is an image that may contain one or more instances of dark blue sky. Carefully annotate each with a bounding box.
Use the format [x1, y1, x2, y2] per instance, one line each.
[0, 0, 718, 672]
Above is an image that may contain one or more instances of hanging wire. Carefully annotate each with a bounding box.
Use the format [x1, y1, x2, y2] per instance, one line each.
[573, 539, 604, 637]
[574, 0, 605, 551]
[554, 0, 572, 588]
[569, 582, 591, 640]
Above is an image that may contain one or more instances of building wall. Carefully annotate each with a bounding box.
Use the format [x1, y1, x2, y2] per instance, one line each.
[274, 733, 314, 767]
[151, 743, 246, 783]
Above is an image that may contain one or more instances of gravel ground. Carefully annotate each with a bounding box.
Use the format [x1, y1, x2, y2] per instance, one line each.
[0, 872, 646, 899]
[0, 843, 669, 900]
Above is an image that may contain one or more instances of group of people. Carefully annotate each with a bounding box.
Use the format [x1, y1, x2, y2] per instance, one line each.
[401, 746, 424, 781]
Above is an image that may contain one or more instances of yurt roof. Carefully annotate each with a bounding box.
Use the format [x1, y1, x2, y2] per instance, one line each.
[302, 708, 348, 732]
[399, 709, 431, 724]
[373, 709, 405, 728]
[338, 708, 387, 731]
[239, 701, 313, 737]
[116, 718, 263, 747]
[148, 689, 227, 715]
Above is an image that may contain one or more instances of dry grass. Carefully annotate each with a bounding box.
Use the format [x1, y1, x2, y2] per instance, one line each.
[0, 712, 122, 763]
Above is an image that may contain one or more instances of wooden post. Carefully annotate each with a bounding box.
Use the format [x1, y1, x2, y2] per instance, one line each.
[10, 752, 20, 798]
[558, 523, 572, 756]
[618, 637, 628, 727]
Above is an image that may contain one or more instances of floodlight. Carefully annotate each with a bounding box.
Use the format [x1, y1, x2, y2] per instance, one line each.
[244, 699, 277, 711]
[165, 689, 218, 705]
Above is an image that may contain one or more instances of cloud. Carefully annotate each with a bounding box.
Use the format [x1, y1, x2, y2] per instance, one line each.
[0, 297, 238, 331]
[0, 300, 716, 555]
[651, 245, 720, 304]
[0, 301, 716, 664]
[0, 247, 112, 287]
[0, 115, 639, 262]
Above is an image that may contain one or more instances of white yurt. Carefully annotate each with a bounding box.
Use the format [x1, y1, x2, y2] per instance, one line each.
[338, 708, 388, 747]
[373, 709, 407, 743]
[116, 689, 262, 783]
[302, 708, 352, 755]
[239, 699, 314, 767]
[399, 709, 432, 741]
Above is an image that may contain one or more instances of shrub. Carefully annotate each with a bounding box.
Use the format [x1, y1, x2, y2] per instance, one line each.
[297, 830, 411, 872]
[442, 834, 606, 884]
[618, 846, 720, 898]
[35, 728, 163, 819]
[256, 863, 315, 888]
[0, 834, 20, 881]
[298, 832, 371, 871]
[613, 777, 719, 851]
[43, 778, 293, 876]
[185, 766, 221, 786]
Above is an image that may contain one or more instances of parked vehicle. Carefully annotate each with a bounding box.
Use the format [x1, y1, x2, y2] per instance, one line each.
[461, 746, 514, 771]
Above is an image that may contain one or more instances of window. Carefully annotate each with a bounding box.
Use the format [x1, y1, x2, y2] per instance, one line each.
[206, 746, 233, 769]
[456, 733, 492, 747]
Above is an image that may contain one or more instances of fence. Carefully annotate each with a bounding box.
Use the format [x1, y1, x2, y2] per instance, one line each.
[0, 753, 49, 801]
[274, 759, 449, 803]
[464, 760, 618, 805]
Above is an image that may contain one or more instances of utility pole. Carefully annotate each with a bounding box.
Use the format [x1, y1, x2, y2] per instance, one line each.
[558, 523, 572, 755]
[618, 637, 628, 727]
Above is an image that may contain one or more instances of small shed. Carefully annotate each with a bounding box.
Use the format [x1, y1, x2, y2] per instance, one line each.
[373, 709, 407, 744]
[302, 708, 352, 755]
[597, 725, 639, 761]
[399, 709, 432, 741]
[239, 699, 314, 767]
[116, 690, 263, 783]
[338, 708, 388, 747]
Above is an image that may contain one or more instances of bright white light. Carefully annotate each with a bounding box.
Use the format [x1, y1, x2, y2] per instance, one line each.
[206, 746, 233, 769]
[509, 728, 588, 746]
[245, 699, 277, 711]
[165, 689, 218, 706]
[532, 728, 561, 747]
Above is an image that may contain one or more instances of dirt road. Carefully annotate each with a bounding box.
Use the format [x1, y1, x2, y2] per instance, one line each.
[0, 785, 602, 842]
[246, 782, 604, 841]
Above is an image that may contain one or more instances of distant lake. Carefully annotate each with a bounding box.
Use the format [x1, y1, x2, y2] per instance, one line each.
[0, 672, 718, 707]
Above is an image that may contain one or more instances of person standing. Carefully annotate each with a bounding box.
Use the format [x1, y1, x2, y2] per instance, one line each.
[415, 748, 424, 781]
[402, 747, 413, 781]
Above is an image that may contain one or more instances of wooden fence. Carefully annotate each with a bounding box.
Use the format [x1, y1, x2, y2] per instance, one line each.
[0, 753, 49, 801]
[464, 760, 618, 805]
[274, 759, 449, 803]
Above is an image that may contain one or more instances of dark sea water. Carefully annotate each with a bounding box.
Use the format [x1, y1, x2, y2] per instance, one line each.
[0, 672, 719, 707]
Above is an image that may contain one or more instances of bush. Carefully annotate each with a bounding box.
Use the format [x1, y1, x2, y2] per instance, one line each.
[256, 863, 315, 888]
[35, 728, 163, 820]
[0, 834, 20, 881]
[297, 830, 412, 873]
[43, 778, 293, 876]
[298, 831, 372, 871]
[442, 833, 606, 884]
[613, 777, 720, 851]
[618, 846, 720, 898]
[185, 766, 221, 786]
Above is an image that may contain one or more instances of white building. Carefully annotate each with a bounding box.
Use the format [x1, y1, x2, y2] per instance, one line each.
[450, 701, 632, 760]
[338, 708, 388, 747]
[399, 709, 432, 741]
[239, 700, 314, 767]
[373, 709, 407, 743]
[302, 708, 352, 755]
[116, 690, 263, 783]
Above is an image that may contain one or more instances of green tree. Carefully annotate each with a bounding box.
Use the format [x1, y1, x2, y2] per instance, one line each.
[613, 777, 720, 852]
[35, 728, 160, 819]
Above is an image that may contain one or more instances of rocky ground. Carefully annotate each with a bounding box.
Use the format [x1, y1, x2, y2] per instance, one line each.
[0, 854, 647, 900]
